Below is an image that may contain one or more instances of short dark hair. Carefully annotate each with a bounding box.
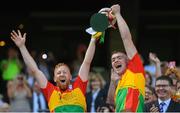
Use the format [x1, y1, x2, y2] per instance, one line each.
[156, 75, 173, 86]
[111, 50, 126, 57]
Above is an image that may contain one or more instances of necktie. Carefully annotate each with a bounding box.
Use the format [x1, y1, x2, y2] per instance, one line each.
[159, 102, 166, 113]
[38, 95, 42, 111]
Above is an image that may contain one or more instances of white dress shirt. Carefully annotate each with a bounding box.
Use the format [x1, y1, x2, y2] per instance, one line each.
[90, 88, 100, 113]
[158, 98, 171, 113]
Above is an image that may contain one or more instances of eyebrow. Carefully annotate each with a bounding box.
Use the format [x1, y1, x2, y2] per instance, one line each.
[155, 84, 169, 86]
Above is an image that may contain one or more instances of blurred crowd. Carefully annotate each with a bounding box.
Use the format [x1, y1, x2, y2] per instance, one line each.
[0, 46, 180, 112]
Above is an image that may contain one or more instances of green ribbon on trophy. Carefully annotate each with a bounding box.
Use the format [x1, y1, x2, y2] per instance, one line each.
[86, 10, 116, 44]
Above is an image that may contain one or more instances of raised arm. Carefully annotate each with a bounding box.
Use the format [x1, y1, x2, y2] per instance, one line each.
[78, 37, 96, 81]
[149, 52, 162, 78]
[111, 4, 137, 59]
[10, 30, 47, 88]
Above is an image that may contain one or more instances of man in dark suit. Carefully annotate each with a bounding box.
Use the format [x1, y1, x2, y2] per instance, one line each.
[144, 76, 180, 112]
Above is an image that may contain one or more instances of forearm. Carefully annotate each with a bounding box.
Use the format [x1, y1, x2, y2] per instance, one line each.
[115, 13, 137, 59]
[19, 45, 39, 73]
[155, 62, 162, 78]
[83, 38, 96, 64]
[10, 30, 47, 88]
[115, 13, 131, 40]
[19, 45, 47, 88]
[79, 38, 96, 81]
[106, 80, 116, 105]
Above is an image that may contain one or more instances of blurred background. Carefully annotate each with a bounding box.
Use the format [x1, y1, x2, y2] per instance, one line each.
[0, 0, 180, 67]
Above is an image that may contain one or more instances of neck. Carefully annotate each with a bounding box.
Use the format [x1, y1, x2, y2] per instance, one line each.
[159, 97, 171, 101]
[118, 69, 126, 77]
[58, 85, 69, 92]
[92, 88, 100, 92]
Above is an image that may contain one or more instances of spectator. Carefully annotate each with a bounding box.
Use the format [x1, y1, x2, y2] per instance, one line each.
[0, 48, 22, 81]
[0, 48, 22, 102]
[145, 71, 153, 86]
[7, 74, 32, 112]
[147, 52, 162, 86]
[32, 81, 48, 112]
[145, 85, 157, 104]
[144, 76, 180, 112]
[86, 72, 107, 112]
[96, 103, 114, 113]
[165, 63, 180, 102]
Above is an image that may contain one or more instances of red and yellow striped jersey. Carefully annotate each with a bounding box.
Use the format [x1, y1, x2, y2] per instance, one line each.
[115, 53, 145, 112]
[41, 76, 87, 112]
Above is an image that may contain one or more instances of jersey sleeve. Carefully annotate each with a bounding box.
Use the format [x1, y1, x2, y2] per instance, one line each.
[73, 76, 88, 95]
[41, 82, 55, 102]
[127, 53, 145, 75]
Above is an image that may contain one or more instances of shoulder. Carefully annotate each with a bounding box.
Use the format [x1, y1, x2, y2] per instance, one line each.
[73, 76, 88, 84]
[41, 81, 56, 91]
[167, 99, 180, 112]
[170, 99, 180, 106]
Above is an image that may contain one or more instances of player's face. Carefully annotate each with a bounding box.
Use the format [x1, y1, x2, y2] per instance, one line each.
[111, 52, 128, 75]
[54, 65, 72, 91]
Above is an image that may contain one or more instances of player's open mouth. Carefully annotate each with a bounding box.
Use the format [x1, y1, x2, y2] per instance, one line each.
[60, 80, 66, 83]
[115, 64, 122, 69]
[58, 76, 66, 84]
